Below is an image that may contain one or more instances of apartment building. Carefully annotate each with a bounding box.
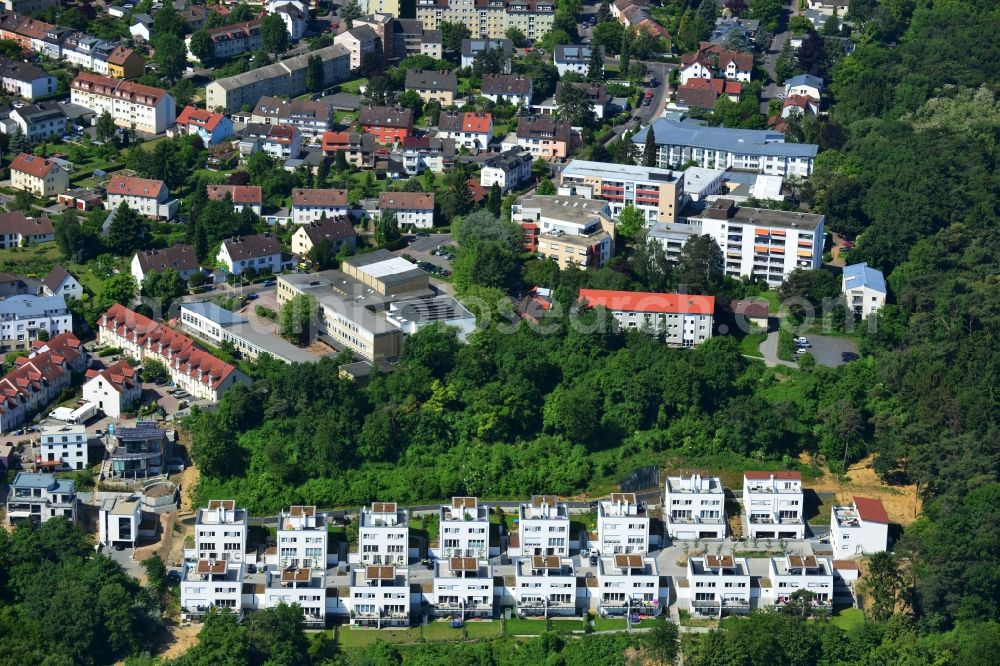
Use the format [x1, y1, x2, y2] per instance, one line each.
[106, 174, 178, 220]
[0, 57, 56, 99]
[70, 73, 175, 134]
[664, 472, 726, 539]
[553, 44, 591, 76]
[9, 152, 69, 197]
[0, 294, 71, 351]
[348, 566, 411, 627]
[510, 116, 572, 160]
[559, 160, 684, 225]
[98, 304, 250, 402]
[207, 184, 263, 216]
[515, 555, 577, 617]
[437, 497, 490, 559]
[415, 0, 555, 41]
[830, 497, 889, 555]
[41, 266, 82, 301]
[82, 359, 141, 419]
[842, 262, 886, 318]
[6, 472, 76, 526]
[742, 471, 805, 540]
[334, 24, 380, 71]
[359, 502, 410, 566]
[321, 130, 376, 167]
[250, 96, 333, 137]
[0, 333, 83, 432]
[517, 495, 570, 557]
[174, 106, 234, 145]
[480, 148, 532, 192]
[481, 73, 532, 106]
[205, 45, 350, 114]
[690, 198, 825, 286]
[131, 244, 200, 284]
[596, 554, 661, 618]
[404, 69, 457, 106]
[377, 191, 435, 229]
[0, 211, 54, 248]
[578, 289, 715, 347]
[267, 0, 309, 40]
[596, 493, 649, 555]
[273, 506, 328, 570]
[241, 123, 302, 160]
[38, 424, 87, 471]
[291, 216, 357, 257]
[432, 557, 494, 619]
[768, 555, 833, 607]
[393, 136, 456, 175]
[263, 566, 326, 626]
[179, 302, 321, 365]
[217, 234, 285, 275]
[106, 421, 169, 479]
[181, 558, 244, 620]
[436, 111, 492, 150]
[359, 106, 414, 144]
[686, 556, 750, 617]
[784, 74, 823, 102]
[188, 19, 262, 61]
[512, 194, 615, 268]
[461, 37, 513, 69]
[192, 500, 248, 563]
[292, 188, 349, 224]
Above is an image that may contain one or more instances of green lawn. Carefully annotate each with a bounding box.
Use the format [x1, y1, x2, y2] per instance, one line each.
[0, 242, 111, 295]
[409, 515, 440, 541]
[334, 620, 501, 648]
[592, 617, 626, 631]
[761, 291, 781, 312]
[830, 607, 864, 632]
[336, 626, 424, 648]
[504, 617, 581, 636]
[339, 77, 367, 94]
[740, 332, 767, 358]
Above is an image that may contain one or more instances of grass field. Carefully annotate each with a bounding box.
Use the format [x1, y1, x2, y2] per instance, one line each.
[336, 626, 423, 648]
[830, 607, 864, 632]
[504, 617, 582, 636]
[740, 332, 767, 358]
[334, 620, 501, 648]
[339, 77, 367, 94]
[0, 242, 109, 295]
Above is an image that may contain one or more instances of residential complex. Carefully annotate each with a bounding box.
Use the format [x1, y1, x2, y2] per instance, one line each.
[742, 471, 805, 540]
[437, 497, 490, 559]
[831, 497, 889, 555]
[0, 294, 72, 351]
[415, 0, 555, 41]
[191, 499, 248, 563]
[596, 554, 661, 618]
[516, 495, 570, 558]
[508, 116, 573, 159]
[436, 111, 492, 150]
[376, 191, 435, 229]
[207, 184, 264, 216]
[291, 217, 357, 258]
[348, 566, 410, 628]
[82, 359, 141, 419]
[275, 506, 328, 569]
[404, 69, 457, 106]
[6, 472, 76, 526]
[512, 194, 615, 268]
[685, 556, 751, 618]
[596, 493, 650, 555]
[131, 244, 200, 284]
[105, 422, 169, 480]
[767, 555, 833, 607]
[249, 96, 332, 137]
[0, 211, 54, 249]
[432, 557, 494, 619]
[480, 148, 532, 192]
[842, 262, 886, 318]
[514, 556, 576, 617]
[174, 106, 234, 145]
[358, 502, 410, 566]
[664, 472, 727, 539]
[291, 188, 349, 224]
[578, 289, 715, 347]
[0, 333, 84, 432]
[217, 234, 285, 276]
[559, 160, 684, 225]
[70, 73, 175, 135]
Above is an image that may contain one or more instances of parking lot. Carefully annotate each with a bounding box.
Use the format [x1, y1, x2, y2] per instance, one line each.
[795, 335, 859, 367]
[399, 233, 456, 276]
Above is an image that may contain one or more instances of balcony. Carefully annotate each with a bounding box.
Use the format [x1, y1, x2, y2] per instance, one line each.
[669, 514, 723, 525]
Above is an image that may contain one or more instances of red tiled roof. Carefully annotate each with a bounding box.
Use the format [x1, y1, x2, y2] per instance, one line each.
[10, 152, 60, 178]
[176, 105, 226, 132]
[292, 188, 347, 207]
[207, 184, 262, 205]
[744, 471, 801, 481]
[784, 94, 814, 109]
[108, 174, 165, 198]
[84, 359, 138, 395]
[731, 299, 769, 318]
[0, 211, 53, 236]
[377, 191, 434, 211]
[0, 333, 81, 415]
[578, 289, 715, 315]
[853, 497, 889, 524]
[438, 111, 492, 133]
[71, 72, 166, 106]
[107, 46, 137, 66]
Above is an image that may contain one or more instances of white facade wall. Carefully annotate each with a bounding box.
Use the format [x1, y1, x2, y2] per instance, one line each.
[292, 204, 349, 225]
[515, 557, 577, 615]
[696, 215, 825, 286]
[359, 505, 409, 566]
[830, 503, 888, 555]
[742, 474, 805, 539]
[348, 568, 411, 626]
[596, 557, 660, 613]
[437, 499, 490, 559]
[687, 557, 751, 617]
[217, 245, 283, 276]
[83, 371, 140, 418]
[193, 502, 248, 563]
[664, 474, 726, 539]
[382, 207, 433, 229]
[597, 496, 650, 555]
[767, 557, 834, 605]
[38, 424, 87, 470]
[181, 561, 244, 616]
[843, 283, 885, 318]
[276, 507, 329, 569]
[518, 498, 570, 557]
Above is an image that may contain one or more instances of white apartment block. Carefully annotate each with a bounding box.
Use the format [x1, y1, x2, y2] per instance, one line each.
[577, 289, 715, 348]
[686, 556, 751, 617]
[0, 295, 72, 351]
[5, 472, 76, 526]
[559, 159, 684, 225]
[348, 565, 411, 627]
[664, 472, 726, 539]
[517, 495, 570, 557]
[515, 555, 577, 617]
[275, 506, 328, 570]
[70, 73, 175, 135]
[480, 148, 532, 193]
[437, 496, 490, 559]
[691, 198, 825, 286]
[98, 496, 141, 548]
[432, 556, 494, 619]
[359, 502, 409, 566]
[742, 471, 805, 540]
[596, 554, 661, 618]
[291, 188, 349, 224]
[596, 493, 650, 555]
[181, 559, 244, 619]
[415, 0, 555, 41]
[767, 555, 833, 607]
[831, 497, 889, 555]
[38, 424, 87, 471]
[263, 566, 326, 626]
[192, 500, 248, 563]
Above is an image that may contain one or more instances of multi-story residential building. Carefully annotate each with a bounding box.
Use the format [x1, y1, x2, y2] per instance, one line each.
[559, 160, 683, 225]
[432, 557, 494, 619]
[207, 184, 264, 216]
[481, 73, 532, 106]
[634, 119, 818, 177]
[131, 244, 200, 284]
[578, 289, 715, 347]
[292, 188, 349, 224]
[438, 497, 490, 559]
[70, 73, 175, 134]
[686, 556, 751, 617]
[0, 210, 54, 249]
[9, 102, 66, 142]
[517, 495, 570, 557]
[106, 45, 146, 79]
[98, 496, 141, 549]
[217, 234, 285, 275]
[355, 12, 394, 58]
[675, 78, 743, 111]
[784, 73, 823, 102]
[359, 502, 410, 566]
[205, 44, 350, 114]
[9, 152, 69, 198]
[689, 198, 825, 286]
[173, 106, 234, 145]
[436, 111, 492, 150]
[276, 506, 328, 569]
[38, 424, 87, 471]
[596, 554, 661, 618]
[83, 359, 141, 419]
[376, 191, 435, 229]
[393, 136, 456, 175]
[742, 471, 805, 540]
[554, 44, 591, 76]
[41, 266, 82, 301]
[98, 304, 250, 402]
[267, 0, 309, 40]
[359, 106, 414, 144]
[510, 116, 572, 160]
[0, 294, 71, 351]
[664, 472, 726, 539]
[321, 130, 376, 167]
[334, 24, 380, 70]
[405, 69, 457, 106]
[348, 566, 411, 627]
[187, 19, 262, 61]
[830, 497, 889, 555]
[6, 472, 76, 526]
[129, 12, 153, 41]
[535, 82, 609, 119]
[242, 123, 302, 159]
[0, 57, 57, 99]
[106, 174, 178, 220]
[646, 222, 701, 264]
[596, 493, 649, 555]
[480, 148, 532, 193]
[679, 46, 752, 84]
[515, 555, 577, 617]
[263, 565, 326, 626]
[250, 96, 333, 137]
[512, 194, 615, 269]
[415, 0, 554, 41]
[291, 216, 357, 257]
[193, 500, 248, 562]
[181, 558, 244, 620]
[842, 262, 886, 318]
[768, 555, 833, 607]
[0, 333, 83, 431]
[461, 37, 513, 69]
[391, 18, 443, 59]
[105, 421, 169, 479]
[362, 0, 402, 18]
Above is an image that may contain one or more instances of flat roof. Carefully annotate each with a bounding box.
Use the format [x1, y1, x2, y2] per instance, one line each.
[561, 159, 680, 183]
[343, 249, 425, 286]
[515, 194, 610, 226]
[181, 301, 248, 327]
[387, 295, 474, 325]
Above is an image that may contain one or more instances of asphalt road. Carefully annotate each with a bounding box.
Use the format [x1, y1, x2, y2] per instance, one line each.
[759, 329, 859, 368]
[760, 1, 799, 113]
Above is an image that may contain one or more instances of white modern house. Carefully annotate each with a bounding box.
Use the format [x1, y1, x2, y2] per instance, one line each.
[437, 497, 490, 559]
[98, 495, 142, 549]
[274, 506, 328, 570]
[181, 558, 245, 620]
[266, 0, 308, 40]
[358, 502, 409, 566]
[6, 472, 76, 526]
[262, 566, 327, 626]
[515, 555, 577, 617]
[480, 149, 532, 193]
[38, 424, 87, 471]
[742, 471, 805, 540]
[783, 73, 823, 102]
[767, 554, 834, 608]
[348, 565, 411, 627]
[431, 557, 494, 619]
[686, 556, 751, 618]
[664, 472, 727, 539]
[0, 294, 72, 352]
[596, 554, 662, 618]
[376, 191, 435, 229]
[83, 359, 141, 418]
[830, 497, 889, 555]
[842, 262, 886, 318]
[190, 500, 248, 563]
[553, 44, 590, 76]
[596, 493, 650, 555]
[516, 495, 570, 557]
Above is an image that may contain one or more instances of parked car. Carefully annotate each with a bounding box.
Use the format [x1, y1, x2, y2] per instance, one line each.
[794, 337, 809, 345]
[246, 292, 259, 301]
[796, 341, 812, 349]
[841, 352, 859, 362]
[262, 280, 276, 287]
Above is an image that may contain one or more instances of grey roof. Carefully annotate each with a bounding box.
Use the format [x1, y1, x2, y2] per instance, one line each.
[181, 301, 248, 327]
[695, 198, 825, 231]
[42, 265, 73, 293]
[13, 101, 65, 123]
[461, 38, 513, 58]
[0, 58, 52, 84]
[483, 148, 532, 171]
[633, 119, 818, 159]
[784, 74, 824, 90]
[345, 24, 379, 42]
[0, 294, 67, 318]
[132, 12, 153, 25]
[405, 69, 457, 93]
[554, 44, 591, 63]
[843, 262, 886, 294]
[388, 295, 474, 324]
[211, 44, 349, 92]
[12, 472, 72, 493]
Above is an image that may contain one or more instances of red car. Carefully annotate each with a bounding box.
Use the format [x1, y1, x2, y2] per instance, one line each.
[645, 91, 654, 99]
[331, 21, 339, 29]
[842, 240, 855, 249]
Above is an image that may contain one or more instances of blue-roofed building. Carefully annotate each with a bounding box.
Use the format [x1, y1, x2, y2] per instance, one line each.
[6, 472, 77, 525]
[783, 74, 824, 101]
[842, 262, 886, 317]
[633, 119, 818, 177]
